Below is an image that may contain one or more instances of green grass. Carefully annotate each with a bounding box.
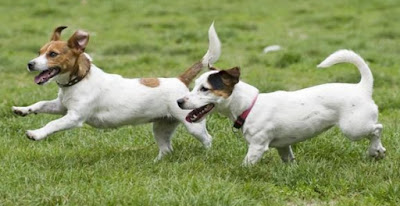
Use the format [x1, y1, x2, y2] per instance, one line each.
[1, 0, 400, 205]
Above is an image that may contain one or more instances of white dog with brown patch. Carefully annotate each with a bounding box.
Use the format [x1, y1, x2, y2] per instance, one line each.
[178, 50, 386, 165]
[12, 24, 221, 161]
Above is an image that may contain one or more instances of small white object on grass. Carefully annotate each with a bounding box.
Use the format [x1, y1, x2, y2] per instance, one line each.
[263, 45, 282, 53]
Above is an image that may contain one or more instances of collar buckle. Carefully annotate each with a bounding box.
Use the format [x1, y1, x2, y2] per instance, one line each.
[233, 94, 258, 129]
[233, 116, 245, 129]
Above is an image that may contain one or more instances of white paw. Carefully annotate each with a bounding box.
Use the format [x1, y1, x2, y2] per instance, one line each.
[241, 161, 253, 167]
[203, 140, 212, 149]
[26, 130, 46, 141]
[368, 145, 386, 159]
[12, 106, 32, 117]
[153, 149, 172, 162]
[241, 157, 256, 167]
[153, 155, 163, 163]
[154, 153, 166, 163]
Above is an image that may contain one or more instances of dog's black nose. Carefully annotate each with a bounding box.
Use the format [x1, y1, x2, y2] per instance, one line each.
[177, 98, 185, 108]
[27, 62, 35, 71]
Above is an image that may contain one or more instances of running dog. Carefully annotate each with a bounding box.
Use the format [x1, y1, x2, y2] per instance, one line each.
[178, 50, 386, 165]
[12, 23, 221, 161]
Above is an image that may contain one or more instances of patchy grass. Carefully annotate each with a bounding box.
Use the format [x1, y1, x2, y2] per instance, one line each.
[0, 0, 399, 205]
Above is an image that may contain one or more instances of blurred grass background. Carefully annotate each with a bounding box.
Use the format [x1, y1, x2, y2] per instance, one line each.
[0, 0, 399, 205]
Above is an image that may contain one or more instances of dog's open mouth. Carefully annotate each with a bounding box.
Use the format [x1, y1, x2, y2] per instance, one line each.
[186, 103, 215, 123]
[34, 67, 60, 85]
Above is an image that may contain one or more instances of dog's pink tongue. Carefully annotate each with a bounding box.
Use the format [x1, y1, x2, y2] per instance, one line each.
[34, 70, 52, 84]
[185, 115, 193, 123]
[34, 75, 42, 84]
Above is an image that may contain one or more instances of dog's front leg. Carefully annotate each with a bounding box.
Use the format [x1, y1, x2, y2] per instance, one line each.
[26, 112, 84, 141]
[182, 120, 212, 149]
[242, 143, 268, 166]
[12, 98, 66, 116]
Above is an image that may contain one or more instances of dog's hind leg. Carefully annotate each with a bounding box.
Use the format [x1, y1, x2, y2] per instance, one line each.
[153, 119, 180, 162]
[368, 124, 386, 159]
[339, 106, 385, 159]
[12, 98, 66, 116]
[277, 146, 295, 163]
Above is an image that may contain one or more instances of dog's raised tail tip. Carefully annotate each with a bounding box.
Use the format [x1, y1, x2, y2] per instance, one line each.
[210, 21, 215, 29]
[316, 62, 328, 68]
[208, 21, 217, 38]
[201, 21, 221, 67]
[316, 49, 356, 69]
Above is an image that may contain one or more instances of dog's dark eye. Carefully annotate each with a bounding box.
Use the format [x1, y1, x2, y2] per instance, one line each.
[48, 51, 58, 57]
[200, 86, 209, 92]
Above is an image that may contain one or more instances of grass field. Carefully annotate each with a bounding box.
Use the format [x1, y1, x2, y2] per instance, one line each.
[1, 0, 400, 205]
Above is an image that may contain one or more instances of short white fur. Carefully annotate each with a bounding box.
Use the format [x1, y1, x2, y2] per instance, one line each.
[180, 50, 386, 165]
[29, 54, 48, 71]
[13, 23, 221, 161]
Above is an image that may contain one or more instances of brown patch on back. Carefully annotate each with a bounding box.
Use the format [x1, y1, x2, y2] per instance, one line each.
[178, 61, 204, 86]
[140, 78, 160, 88]
[208, 67, 241, 98]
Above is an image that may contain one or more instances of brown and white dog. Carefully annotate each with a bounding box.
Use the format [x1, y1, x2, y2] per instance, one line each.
[12, 23, 221, 161]
[178, 50, 385, 165]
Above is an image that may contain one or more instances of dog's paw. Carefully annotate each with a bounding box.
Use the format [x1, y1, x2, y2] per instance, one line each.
[153, 149, 174, 162]
[241, 161, 253, 167]
[368, 146, 386, 159]
[12, 106, 31, 117]
[26, 130, 46, 141]
[154, 153, 165, 163]
[203, 140, 212, 149]
[241, 158, 257, 167]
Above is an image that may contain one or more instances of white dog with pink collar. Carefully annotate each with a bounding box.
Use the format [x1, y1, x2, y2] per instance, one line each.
[178, 50, 386, 165]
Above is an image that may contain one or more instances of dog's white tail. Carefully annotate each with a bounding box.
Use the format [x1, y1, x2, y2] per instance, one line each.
[202, 22, 221, 66]
[317, 49, 373, 94]
[179, 22, 221, 86]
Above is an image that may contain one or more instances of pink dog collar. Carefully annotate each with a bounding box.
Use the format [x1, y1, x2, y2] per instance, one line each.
[233, 94, 258, 129]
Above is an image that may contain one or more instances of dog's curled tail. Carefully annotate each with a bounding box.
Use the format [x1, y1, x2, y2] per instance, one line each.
[317, 49, 373, 94]
[179, 22, 221, 86]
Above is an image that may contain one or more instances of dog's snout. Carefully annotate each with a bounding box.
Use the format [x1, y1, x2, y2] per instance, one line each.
[177, 98, 185, 108]
[27, 61, 35, 71]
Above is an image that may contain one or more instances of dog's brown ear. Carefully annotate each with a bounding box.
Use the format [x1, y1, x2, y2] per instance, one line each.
[209, 66, 219, 71]
[67, 30, 90, 53]
[219, 67, 240, 85]
[72, 53, 91, 79]
[207, 67, 240, 97]
[224, 67, 240, 79]
[208, 66, 241, 90]
[51, 26, 68, 41]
